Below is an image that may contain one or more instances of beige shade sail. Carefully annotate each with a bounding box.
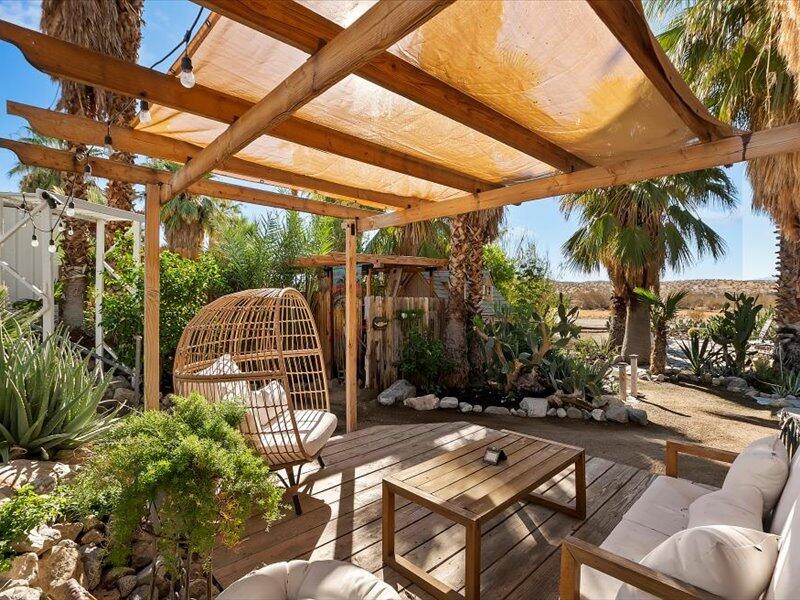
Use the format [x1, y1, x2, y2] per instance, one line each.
[137, 0, 721, 206]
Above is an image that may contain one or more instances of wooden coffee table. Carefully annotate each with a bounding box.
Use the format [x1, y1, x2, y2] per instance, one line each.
[382, 430, 585, 600]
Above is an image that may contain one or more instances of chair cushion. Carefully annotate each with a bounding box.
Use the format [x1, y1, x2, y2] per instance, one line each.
[621, 476, 714, 536]
[688, 486, 764, 531]
[770, 448, 800, 534]
[217, 559, 400, 599]
[767, 465, 800, 599]
[246, 380, 289, 429]
[257, 410, 337, 460]
[198, 354, 250, 402]
[723, 435, 789, 513]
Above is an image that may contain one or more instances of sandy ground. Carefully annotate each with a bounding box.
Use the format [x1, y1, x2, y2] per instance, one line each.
[329, 379, 780, 488]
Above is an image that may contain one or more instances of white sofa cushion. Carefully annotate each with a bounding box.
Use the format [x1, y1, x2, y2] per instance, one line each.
[688, 486, 764, 531]
[218, 559, 399, 599]
[767, 452, 800, 599]
[723, 435, 789, 513]
[255, 409, 337, 460]
[245, 380, 289, 429]
[621, 475, 714, 536]
[616, 526, 780, 600]
[198, 354, 250, 402]
[770, 448, 800, 534]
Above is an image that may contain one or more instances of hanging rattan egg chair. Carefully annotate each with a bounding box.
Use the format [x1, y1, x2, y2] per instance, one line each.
[173, 288, 336, 515]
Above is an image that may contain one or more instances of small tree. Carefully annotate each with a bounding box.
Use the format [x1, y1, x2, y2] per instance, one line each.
[634, 288, 688, 375]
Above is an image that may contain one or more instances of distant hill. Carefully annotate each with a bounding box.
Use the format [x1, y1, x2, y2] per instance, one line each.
[556, 279, 776, 310]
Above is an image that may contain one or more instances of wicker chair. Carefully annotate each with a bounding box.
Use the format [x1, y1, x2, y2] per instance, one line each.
[173, 288, 336, 515]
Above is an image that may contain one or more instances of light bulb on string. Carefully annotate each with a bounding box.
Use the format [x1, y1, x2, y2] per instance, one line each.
[104, 132, 114, 156]
[179, 55, 195, 88]
[48, 238, 56, 254]
[138, 99, 152, 124]
[66, 201, 76, 218]
[31, 234, 39, 248]
[67, 227, 74, 237]
[83, 163, 94, 185]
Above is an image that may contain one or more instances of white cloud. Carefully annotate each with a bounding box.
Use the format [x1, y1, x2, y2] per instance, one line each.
[0, 1, 41, 30]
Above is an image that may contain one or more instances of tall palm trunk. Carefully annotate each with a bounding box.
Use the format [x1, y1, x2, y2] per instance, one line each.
[609, 296, 627, 350]
[651, 323, 668, 374]
[775, 227, 800, 370]
[465, 216, 486, 375]
[622, 295, 651, 365]
[444, 215, 469, 388]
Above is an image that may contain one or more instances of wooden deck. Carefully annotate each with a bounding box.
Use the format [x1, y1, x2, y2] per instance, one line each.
[213, 422, 656, 599]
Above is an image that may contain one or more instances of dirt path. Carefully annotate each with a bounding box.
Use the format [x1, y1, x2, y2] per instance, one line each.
[329, 379, 780, 487]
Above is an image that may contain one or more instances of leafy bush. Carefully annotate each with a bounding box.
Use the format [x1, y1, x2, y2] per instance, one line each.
[397, 326, 450, 393]
[545, 351, 611, 404]
[0, 323, 118, 462]
[707, 293, 763, 375]
[570, 338, 615, 363]
[0, 485, 62, 570]
[71, 393, 283, 575]
[103, 241, 222, 374]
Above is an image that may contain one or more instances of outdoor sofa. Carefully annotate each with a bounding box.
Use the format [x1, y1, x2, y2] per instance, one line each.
[560, 431, 799, 599]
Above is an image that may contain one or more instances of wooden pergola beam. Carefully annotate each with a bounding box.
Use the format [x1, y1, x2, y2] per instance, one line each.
[167, 0, 455, 199]
[360, 121, 800, 230]
[291, 252, 448, 269]
[0, 138, 376, 220]
[199, 0, 590, 173]
[8, 101, 421, 211]
[0, 18, 493, 193]
[587, 0, 736, 141]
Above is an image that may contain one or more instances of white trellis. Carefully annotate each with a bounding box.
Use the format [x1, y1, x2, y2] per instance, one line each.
[0, 189, 143, 370]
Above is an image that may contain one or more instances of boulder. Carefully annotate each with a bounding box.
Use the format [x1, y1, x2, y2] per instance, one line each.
[403, 394, 439, 411]
[605, 405, 629, 423]
[627, 407, 649, 426]
[484, 406, 511, 416]
[127, 586, 150, 600]
[556, 408, 567, 418]
[724, 376, 748, 390]
[0, 553, 38, 586]
[472, 405, 483, 413]
[113, 388, 139, 407]
[591, 409, 606, 422]
[0, 461, 76, 494]
[711, 376, 724, 386]
[378, 380, 416, 406]
[52, 524, 81, 542]
[102, 567, 135, 588]
[566, 407, 582, 419]
[654, 374, 666, 382]
[546, 408, 557, 417]
[39, 540, 84, 600]
[96, 589, 121, 600]
[129, 540, 156, 570]
[79, 529, 104, 546]
[439, 397, 459, 409]
[582, 410, 592, 420]
[14, 525, 61, 555]
[80, 546, 103, 591]
[519, 397, 548, 418]
[117, 575, 137, 598]
[0, 587, 42, 600]
[597, 394, 619, 407]
[458, 402, 473, 413]
[701, 373, 713, 384]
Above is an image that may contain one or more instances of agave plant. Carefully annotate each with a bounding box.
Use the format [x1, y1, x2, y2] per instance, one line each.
[678, 329, 721, 376]
[0, 323, 119, 462]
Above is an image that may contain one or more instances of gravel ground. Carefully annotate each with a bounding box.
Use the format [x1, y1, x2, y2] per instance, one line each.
[329, 378, 781, 488]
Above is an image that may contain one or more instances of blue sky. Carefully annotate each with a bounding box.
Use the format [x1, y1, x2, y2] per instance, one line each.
[0, 0, 778, 281]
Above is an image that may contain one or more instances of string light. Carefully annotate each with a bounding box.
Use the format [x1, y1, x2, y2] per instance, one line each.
[179, 55, 195, 88]
[104, 126, 114, 156]
[138, 99, 151, 124]
[48, 238, 56, 254]
[83, 163, 94, 185]
[67, 227, 74, 237]
[66, 200, 76, 218]
[31, 233, 39, 248]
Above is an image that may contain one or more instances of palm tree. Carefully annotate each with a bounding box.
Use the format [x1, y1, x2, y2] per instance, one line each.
[40, 0, 143, 332]
[443, 214, 470, 387]
[649, 0, 800, 368]
[561, 169, 736, 364]
[634, 288, 689, 374]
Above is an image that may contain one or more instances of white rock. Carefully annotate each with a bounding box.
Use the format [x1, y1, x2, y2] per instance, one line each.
[591, 409, 606, 422]
[0, 554, 38, 586]
[403, 394, 439, 411]
[654, 374, 666, 382]
[14, 526, 61, 555]
[459, 402, 473, 413]
[378, 380, 416, 406]
[519, 397, 548, 418]
[484, 406, 511, 416]
[472, 405, 482, 413]
[0, 587, 42, 600]
[626, 395, 639, 404]
[546, 408, 557, 417]
[0, 461, 76, 494]
[51, 524, 81, 542]
[605, 405, 629, 423]
[556, 408, 567, 418]
[439, 397, 459, 409]
[566, 407, 583, 419]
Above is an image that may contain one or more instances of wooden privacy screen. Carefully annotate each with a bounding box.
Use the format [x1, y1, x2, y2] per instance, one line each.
[364, 296, 443, 390]
[172, 288, 331, 467]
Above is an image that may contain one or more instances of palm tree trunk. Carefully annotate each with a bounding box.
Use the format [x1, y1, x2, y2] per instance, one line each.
[622, 295, 651, 365]
[465, 216, 486, 375]
[651, 323, 667, 374]
[609, 295, 626, 350]
[444, 215, 469, 388]
[775, 229, 800, 370]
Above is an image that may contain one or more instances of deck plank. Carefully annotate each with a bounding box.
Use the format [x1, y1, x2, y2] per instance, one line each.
[213, 423, 653, 599]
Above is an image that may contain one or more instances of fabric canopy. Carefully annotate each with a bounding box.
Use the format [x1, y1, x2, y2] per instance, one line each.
[136, 0, 713, 207]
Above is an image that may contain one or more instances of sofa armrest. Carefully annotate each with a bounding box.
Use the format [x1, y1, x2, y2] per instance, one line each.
[665, 440, 738, 478]
[559, 537, 721, 600]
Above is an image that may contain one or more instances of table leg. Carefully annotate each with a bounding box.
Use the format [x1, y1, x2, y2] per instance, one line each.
[465, 521, 481, 600]
[382, 480, 395, 562]
[575, 451, 586, 520]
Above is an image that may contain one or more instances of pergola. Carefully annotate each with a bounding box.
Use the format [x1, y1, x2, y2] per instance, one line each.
[2, 0, 800, 433]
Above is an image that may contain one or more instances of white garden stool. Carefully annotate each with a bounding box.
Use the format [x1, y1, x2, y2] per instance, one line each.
[217, 560, 400, 600]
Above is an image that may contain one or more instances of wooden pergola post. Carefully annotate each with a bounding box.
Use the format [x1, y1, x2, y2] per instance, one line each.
[144, 183, 161, 410]
[344, 219, 358, 432]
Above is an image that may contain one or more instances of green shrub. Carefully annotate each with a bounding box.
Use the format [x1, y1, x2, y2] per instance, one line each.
[0, 485, 62, 570]
[545, 351, 611, 404]
[103, 242, 222, 374]
[0, 324, 118, 462]
[707, 293, 762, 375]
[397, 326, 450, 393]
[71, 393, 283, 575]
